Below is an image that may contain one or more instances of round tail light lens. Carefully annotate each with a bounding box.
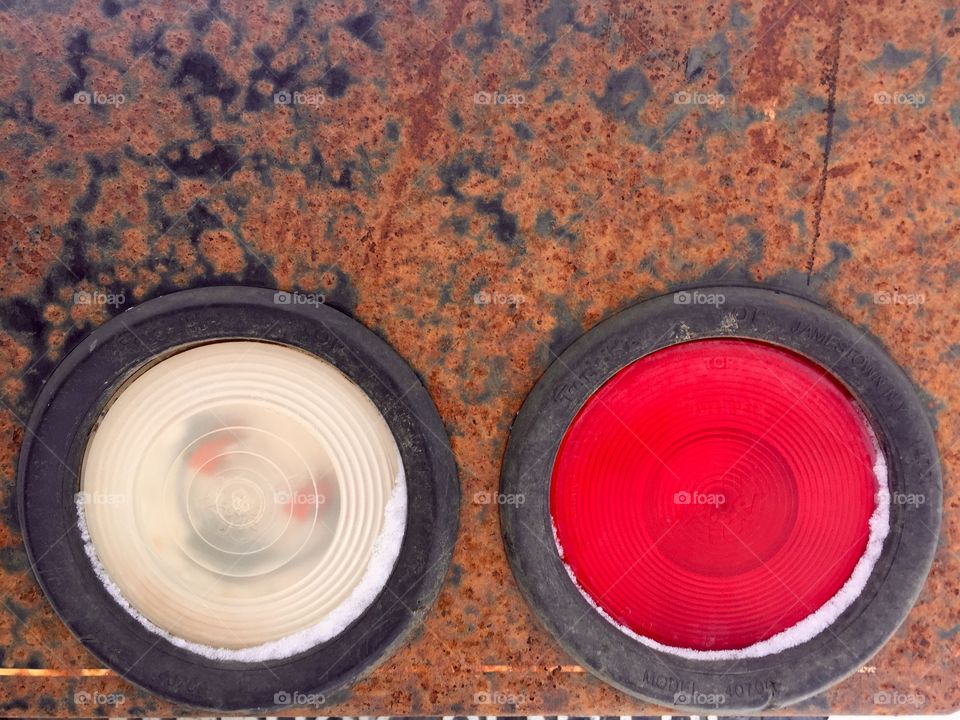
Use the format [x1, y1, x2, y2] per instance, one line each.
[550, 338, 887, 656]
[500, 286, 941, 711]
[18, 286, 459, 709]
[79, 340, 405, 657]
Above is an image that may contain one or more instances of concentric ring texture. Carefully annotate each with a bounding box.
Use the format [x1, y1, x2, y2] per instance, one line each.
[79, 340, 405, 657]
[550, 338, 887, 656]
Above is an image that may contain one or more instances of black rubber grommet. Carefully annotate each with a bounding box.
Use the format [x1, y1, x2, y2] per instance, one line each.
[17, 286, 459, 712]
[500, 285, 941, 712]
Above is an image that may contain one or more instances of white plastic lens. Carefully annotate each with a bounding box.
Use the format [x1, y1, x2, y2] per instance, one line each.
[78, 341, 406, 660]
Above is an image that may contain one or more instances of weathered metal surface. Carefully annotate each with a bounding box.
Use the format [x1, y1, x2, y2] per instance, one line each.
[0, 0, 957, 715]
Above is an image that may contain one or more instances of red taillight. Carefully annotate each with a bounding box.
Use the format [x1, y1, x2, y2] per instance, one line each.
[550, 338, 881, 652]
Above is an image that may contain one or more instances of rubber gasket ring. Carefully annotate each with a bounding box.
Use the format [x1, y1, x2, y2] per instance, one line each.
[17, 285, 459, 712]
[500, 285, 941, 712]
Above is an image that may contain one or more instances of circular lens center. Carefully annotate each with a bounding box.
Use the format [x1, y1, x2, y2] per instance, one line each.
[215, 478, 264, 526]
[645, 430, 798, 576]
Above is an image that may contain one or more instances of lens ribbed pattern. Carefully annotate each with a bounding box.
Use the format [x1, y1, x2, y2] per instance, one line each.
[80, 341, 403, 650]
[551, 338, 882, 653]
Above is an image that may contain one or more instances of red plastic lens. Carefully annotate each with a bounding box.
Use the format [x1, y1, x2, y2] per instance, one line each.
[550, 338, 882, 652]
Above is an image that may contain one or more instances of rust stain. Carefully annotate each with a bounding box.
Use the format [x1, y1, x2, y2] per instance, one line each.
[0, 669, 113, 677]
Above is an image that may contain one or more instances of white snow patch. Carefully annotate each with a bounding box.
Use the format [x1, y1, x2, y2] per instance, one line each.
[554, 419, 891, 660]
[719, 313, 739, 332]
[673, 322, 694, 342]
[77, 461, 408, 662]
